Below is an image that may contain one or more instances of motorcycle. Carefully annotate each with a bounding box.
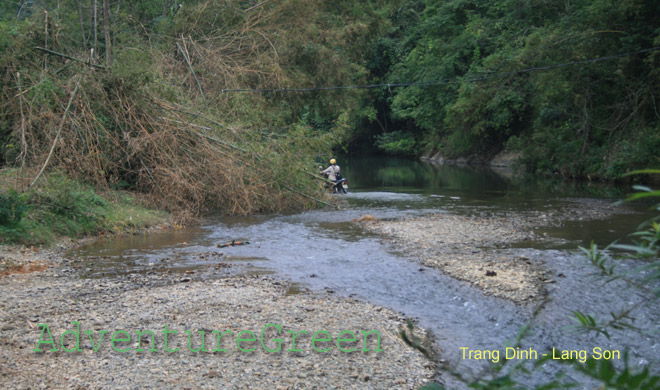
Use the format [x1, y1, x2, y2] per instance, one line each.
[320, 171, 348, 194]
[331, 177, 349, 194]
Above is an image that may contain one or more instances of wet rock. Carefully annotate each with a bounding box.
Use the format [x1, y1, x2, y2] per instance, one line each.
[352, 214, 379, 223]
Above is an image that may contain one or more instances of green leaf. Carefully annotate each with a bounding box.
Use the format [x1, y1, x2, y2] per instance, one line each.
[624, 169, 660, 176]
[626, 191, 660, 201]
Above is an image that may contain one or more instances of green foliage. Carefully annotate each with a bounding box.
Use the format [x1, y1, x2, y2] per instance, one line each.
[375, 130, 418, 156]
[0, 190, 30, 242]
[570, 310, 613, 339]
[8, 175, 109, 243]
[34, 175, 106, 224]
[166, 0, 245, 39]
[366, 0, 660, 175]
[572, 354, 660, 390]
[0, 173, 168, 245]
[1, 0, 396, 216]
[580, 242, 616, 276]
[0, 190, 29, 227]
[2, 0, 660, 178]
[2, 0, 659, 213]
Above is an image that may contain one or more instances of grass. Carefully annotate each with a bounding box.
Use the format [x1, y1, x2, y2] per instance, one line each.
[0, 169, 170, 246]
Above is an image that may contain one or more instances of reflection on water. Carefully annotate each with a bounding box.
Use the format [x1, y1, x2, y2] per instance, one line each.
[345, 156, 510, 196]
[72, 155, 655, 273]
[342, 156, 652, 247]
[343, 155, 629, 200]
[73, 156, 655, 270]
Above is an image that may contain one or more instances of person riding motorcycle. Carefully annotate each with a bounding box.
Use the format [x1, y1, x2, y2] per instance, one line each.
[320, 158, 347, 193]
[321, 158, 341, 182]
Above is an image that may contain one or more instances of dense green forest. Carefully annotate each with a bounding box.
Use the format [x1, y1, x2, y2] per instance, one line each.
[378, 0, 660, 179]
[1, 0, 659, 217]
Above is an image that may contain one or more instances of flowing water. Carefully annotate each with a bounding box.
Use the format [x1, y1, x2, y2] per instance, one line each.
[70, 156, 660, 389]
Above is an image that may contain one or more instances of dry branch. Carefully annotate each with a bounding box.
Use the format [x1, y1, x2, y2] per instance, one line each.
[176, 40, 207, 105]
[30, 75, 82, 187]
[35, 47, 106, 70]
[16, 73, 27, 169]
[4, 0, 337, 218]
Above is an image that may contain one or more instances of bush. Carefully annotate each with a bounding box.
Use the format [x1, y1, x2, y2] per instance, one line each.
[0, 190, 28, 227]
[0, 190, 29, 243]
[0, 173, 168, 245]
[28, 176, 108, 237]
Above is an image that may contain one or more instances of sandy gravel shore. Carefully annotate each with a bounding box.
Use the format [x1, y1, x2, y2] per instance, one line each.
[0, 247, 435, 389]
[356, 197, 633, 303]
[359, 213, 547, 303]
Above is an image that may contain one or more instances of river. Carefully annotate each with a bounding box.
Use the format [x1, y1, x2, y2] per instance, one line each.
[70, 156, 660, 389]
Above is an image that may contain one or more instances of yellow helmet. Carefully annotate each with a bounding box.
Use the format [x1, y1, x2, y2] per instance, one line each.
[330, 158, 337, 164]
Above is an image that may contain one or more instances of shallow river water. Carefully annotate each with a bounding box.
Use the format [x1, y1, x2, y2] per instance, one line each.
[71, 156, 660, 389]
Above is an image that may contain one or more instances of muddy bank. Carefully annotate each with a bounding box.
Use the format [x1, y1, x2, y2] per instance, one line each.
[0, 247, 435, 389]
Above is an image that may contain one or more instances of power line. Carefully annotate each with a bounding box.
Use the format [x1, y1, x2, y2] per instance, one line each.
[170, 45, 660, 136]
[217, 46, 660, 94]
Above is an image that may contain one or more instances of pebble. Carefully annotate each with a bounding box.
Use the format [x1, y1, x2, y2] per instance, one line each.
[360, 213, 550, 302]
[0, 247, 435, 389]
[357, 200, 630, 303]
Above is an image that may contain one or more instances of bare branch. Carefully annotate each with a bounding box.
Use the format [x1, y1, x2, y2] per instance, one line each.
[35, 47, 106, 70]
[31, 75, 83, 188]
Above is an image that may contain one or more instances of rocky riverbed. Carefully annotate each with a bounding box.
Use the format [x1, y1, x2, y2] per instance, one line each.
[0, 245, 435, 389]
[356, 198, 631, 303]
[358, 214, 547, 302]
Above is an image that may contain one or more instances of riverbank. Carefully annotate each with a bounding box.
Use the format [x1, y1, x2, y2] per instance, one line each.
[0, 244, 436, 389]
[0, 170, 172, 247]
[420, 150, 522, 171]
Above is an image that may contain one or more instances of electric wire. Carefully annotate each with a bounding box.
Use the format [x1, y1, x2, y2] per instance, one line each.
[169, 45, 660, 131]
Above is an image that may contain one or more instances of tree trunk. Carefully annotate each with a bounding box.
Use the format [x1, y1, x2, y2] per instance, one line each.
[78, 2, 88, 47]
[103, 0, 112, 67]
[93, 0, 97, 60]
[43, 11, 48, 70]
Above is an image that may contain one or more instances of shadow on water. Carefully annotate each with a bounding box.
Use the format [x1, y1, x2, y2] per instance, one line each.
[70, 155, 660, 389]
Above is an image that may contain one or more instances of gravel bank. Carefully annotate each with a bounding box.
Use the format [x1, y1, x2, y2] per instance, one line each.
[356, 197, 633, 303]
[0, 249, 435, 389]
[358, 213, 550, 303]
